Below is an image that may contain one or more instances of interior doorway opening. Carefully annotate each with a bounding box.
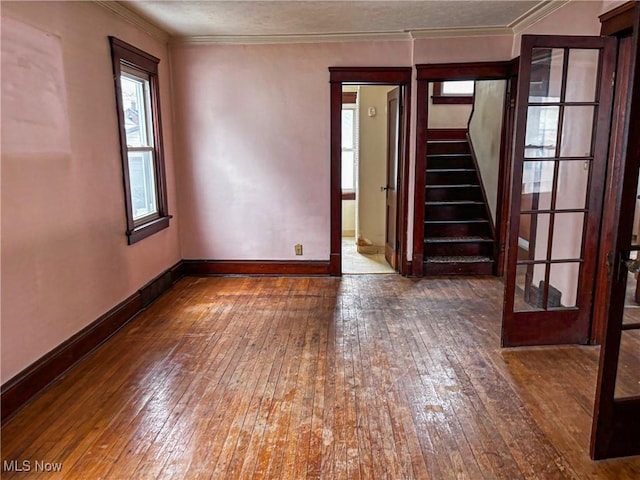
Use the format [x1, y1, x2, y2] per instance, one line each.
[341, 84, 398, 274]
[329, 67, 412, 277]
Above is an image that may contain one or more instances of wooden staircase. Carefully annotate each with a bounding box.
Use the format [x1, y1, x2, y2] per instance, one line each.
[424, 136, 495, 275]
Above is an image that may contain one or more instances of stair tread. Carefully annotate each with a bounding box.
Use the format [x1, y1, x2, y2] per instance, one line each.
[426, 184, 480, 188]
[425, 200, 484, 205]
[426, 255, 494, 263]
[425, 219, 489, 224]
[425, 236, 493, 243]
[427, 168, 476, 172]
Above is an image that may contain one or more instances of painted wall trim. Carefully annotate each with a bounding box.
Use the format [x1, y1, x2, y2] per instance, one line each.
[95, 1, 170, 42]
[182, 260, 331, 276]
[1, 261, 183, 422]
[170, 31, 411, 45]
[510, 0, 570, 34]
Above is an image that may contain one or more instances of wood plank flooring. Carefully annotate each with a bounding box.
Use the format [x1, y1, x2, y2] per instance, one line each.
[2, 275, 639, 479]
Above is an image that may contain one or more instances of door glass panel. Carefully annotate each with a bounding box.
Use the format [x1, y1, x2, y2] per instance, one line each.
[556, 161, 589, 210]
[525, 106, 559, 158]
[522, 161, 554, 208]
[551, 212, 585, 260]
[560, 106, 595, 157]
[518, 213, 550, 261]
[548, 262, 580, 308]
[614, 330, 640, 398]
[529, 48, 564, 103]
[565, 49, 599, 103]
[515, 263, 547, 311]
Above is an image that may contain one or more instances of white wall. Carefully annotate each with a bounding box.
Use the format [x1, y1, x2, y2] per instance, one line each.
[427, 83, 472, 129]
[468, 80, 507, 223]
[342, 200, 355, 236]
[357, 86, 395, 247]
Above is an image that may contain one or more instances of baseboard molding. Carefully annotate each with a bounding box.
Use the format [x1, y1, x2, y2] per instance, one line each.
[1, 260, 183, 422]
[426, 128, 467, 140]
[182, 259, 331, 276]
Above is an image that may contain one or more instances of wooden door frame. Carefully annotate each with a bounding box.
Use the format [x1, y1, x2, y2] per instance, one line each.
[413, 62, 516, 277]
[329, 67, 412, 276]
[591, 1, 640, 460]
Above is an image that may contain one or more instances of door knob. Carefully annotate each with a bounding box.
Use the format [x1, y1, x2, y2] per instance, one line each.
[381, 186, 389, 192]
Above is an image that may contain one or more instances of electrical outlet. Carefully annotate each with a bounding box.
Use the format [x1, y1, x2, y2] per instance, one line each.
[295, 244, 303, 255]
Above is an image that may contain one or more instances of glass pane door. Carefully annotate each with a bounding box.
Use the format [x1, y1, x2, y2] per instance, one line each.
[502, 35, 616, 346]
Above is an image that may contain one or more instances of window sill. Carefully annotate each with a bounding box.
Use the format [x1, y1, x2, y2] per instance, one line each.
[432, 95, 473, 105]
[127, 215, 172, 245]
[342, 191, 356, 200]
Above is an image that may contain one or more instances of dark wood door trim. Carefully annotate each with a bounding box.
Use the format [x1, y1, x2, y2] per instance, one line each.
[413, 61, 514, 277]
[591, 2, 640, 460]
[329, 67, 412, 276]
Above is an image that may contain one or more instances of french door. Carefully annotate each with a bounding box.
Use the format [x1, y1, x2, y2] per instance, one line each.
[502, 35, 616, 346]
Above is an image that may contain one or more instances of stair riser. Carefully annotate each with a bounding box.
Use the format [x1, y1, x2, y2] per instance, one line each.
[425, 187, 482, 202]
[425, 204, 487, 220]
[427, 155, 474, 170]
[426, 171, 478, 185]
[424, 262, 494, 276]
[425, 242, 494, 257]
[427, 142, 470, 155]
[426, 223, 492, 237]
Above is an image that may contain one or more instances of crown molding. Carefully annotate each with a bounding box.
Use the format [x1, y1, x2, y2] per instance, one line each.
[409, 26, 513, 39]
[170, 31, 411, 45]
[95, 1, 170, 43]
[510, 0, 569, 34]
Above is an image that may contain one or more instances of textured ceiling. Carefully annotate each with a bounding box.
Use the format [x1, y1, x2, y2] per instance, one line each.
[121, 1, 548, 38]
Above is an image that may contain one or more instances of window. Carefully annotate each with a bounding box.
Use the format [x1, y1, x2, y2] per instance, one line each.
[432, 80, 475, 104]
[341, 100, 358, 197]
[109, 37, 170, 244]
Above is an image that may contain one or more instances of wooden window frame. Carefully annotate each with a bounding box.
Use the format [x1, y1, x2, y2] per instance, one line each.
[432, 81, 474, 104]
[109, 37, 170, 245]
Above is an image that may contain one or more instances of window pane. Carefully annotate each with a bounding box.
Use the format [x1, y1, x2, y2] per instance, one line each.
[342, 151, 354, 190]
[342, 109, 354, 149]
[128, 150, 158, 221]
[548, 262, 580, 308]
[560, 106, 595, 157]
[441, 80, 474, 95]
[529, 48, 564, 103]
[565, 49, 599, 103]
[525, 106, 559, 158]
[518, 213, 550, 262]
[514, 263, 546, 312]
[121, 72, 152, 148]
[556, 160, 589, 210]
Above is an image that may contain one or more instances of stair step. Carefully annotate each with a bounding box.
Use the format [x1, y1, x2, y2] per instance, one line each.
[428, 157, 474, 170]
[425, 202, 488, 221]
[423, 256, 494, 275]
[426, 255, 493, 263]
[425, 200, 484, 205]
[425, 219, 492, 238]
[425, 236, 493, 243]
[426, 184, 480, 189]
[425, 185, 482, 202]
[427, 141, 470, 155]
[427, 171, 478, 186]
[424, 236, 494, 256]
[427, 168, 475, 173]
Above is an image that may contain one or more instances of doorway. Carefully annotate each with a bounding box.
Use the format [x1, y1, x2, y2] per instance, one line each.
[329, 67, 412, 276]
[413, 62, 516, 277]
[340, 85, 398, 274]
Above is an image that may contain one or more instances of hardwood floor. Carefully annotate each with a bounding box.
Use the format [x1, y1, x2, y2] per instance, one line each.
[2, 276, 639, 479]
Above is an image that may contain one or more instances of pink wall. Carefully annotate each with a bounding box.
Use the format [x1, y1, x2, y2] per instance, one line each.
[171, 40, 411, 260]
[1, 2, 181, 383]
[1, 0, 620, 385]
[512, 1, 616, 56]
